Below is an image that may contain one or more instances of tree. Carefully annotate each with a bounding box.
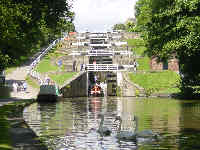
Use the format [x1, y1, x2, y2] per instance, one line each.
[125, 18, 136, 32]
[0, 0, 74, 70]
[136, 0, 200, 98]
[112, 23, 126, 31]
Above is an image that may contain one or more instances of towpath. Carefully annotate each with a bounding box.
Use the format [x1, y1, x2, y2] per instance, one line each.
[6, 66, 39, 99]
[0, 65, 39, 107]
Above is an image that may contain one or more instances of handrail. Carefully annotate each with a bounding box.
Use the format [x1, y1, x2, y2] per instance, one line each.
[86, 64, 118, 72]
[69, 50, 132, 56]
[84, 64, 136, 72]
[28, 35, 68, 85]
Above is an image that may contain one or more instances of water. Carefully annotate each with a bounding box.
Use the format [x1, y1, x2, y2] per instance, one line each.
[23, 97, 200, 150]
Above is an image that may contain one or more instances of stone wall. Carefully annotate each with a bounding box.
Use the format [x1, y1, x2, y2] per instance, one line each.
[61, 72, 87, 98]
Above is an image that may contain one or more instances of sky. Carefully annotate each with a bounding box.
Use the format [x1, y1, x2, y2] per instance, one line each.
[72, 0, 138, 32]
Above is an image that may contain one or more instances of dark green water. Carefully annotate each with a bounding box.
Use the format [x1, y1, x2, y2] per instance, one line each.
[23, 97, 200, 150]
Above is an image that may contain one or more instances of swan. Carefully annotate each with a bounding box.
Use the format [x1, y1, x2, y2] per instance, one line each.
[97, 114, 112, 136]
[134, 116, 159, 139]
[114, 116, 159, 140]
[114, 116, 137, 140]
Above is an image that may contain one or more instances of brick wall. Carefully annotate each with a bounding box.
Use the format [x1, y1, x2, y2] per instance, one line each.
[150, 57, 179, 72]
[150, 57, 163, 71]
[168, 58, 179, 72]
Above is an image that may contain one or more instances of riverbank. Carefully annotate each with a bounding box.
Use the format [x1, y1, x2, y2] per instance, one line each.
[0, 40, 78, 149]
[127, 38, 180, 97]
[0, 99, 47, 150]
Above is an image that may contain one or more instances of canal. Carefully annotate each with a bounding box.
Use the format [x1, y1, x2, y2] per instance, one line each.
[23, 97, 200, 150]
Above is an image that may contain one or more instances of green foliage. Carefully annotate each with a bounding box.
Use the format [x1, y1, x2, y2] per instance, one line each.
[0, 0, 74, 70]
[112, 23, 126, 31]
[135, 0, 200, 98]
[113, 21, 137, 32]
[135, 0, 153, 32]
[125, 21, 136, 32]
[129, 71, 180, 94]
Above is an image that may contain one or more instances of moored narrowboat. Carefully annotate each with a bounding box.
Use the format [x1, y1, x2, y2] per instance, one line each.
[37, 85, 60, 102]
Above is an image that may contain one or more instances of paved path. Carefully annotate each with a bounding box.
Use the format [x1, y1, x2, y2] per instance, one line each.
[4, 65, 39, 101]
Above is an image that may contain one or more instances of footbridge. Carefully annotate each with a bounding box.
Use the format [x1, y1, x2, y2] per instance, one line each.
[85, 64, 134, 72]
[69, 49, 132, 56]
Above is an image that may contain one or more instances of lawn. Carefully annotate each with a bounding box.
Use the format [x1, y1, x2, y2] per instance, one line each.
[34, 51, 65, 74]
[137, 57, 150, 71]
[127, 38, 181, 95]
[127, 38, 146, 56]
[129, 70, 180, 94]
[35, 58, 58, 73]
[49, 72, 77, 86]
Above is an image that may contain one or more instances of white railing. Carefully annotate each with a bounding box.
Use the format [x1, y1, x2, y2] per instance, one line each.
[84, 64, 136, 72]
[86, 64, 118, 72]
[87, 49, 113, 56]
[89, 43, 112, 47]
[28, 35, 68, 84]
[69, 50, 132, 56]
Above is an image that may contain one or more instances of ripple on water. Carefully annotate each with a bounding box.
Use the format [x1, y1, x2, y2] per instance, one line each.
[23, 97, 200, 150]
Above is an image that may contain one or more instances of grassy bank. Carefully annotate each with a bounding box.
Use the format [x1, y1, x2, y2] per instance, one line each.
[34, 47, 78, 86]
[26, 76, 40, 89]
[129, 71, 180, 94]
[127, 38, 180, 95]
[137, 57, 150, 71]
[0, 99, 35, 150]
[127, 38, 146, 56]
[127, 38, 150, 71]
[49, 72, 77, 86]
[35, 50, 65, 73]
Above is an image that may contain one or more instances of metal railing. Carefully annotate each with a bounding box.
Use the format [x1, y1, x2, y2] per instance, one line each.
[85, 64, 118, 72]
[84, 64, 136, 72]
[28, 36, 68, 84]
[69, 50, 133, 56]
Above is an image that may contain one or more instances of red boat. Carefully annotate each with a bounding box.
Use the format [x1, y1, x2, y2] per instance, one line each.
[90, 84, 103, 96]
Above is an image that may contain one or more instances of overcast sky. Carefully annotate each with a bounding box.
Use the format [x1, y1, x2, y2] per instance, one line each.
[72, 0, 137, 32]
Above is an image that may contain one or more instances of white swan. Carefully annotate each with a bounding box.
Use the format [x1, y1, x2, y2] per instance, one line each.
[134, 116, 159, 139]
[114, 116, 137, 140]
[114, 116, 159, 140]
[97, 114, 112, 136]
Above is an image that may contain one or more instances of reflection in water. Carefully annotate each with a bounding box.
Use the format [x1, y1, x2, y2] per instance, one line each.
[23, 97, 200, 150]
